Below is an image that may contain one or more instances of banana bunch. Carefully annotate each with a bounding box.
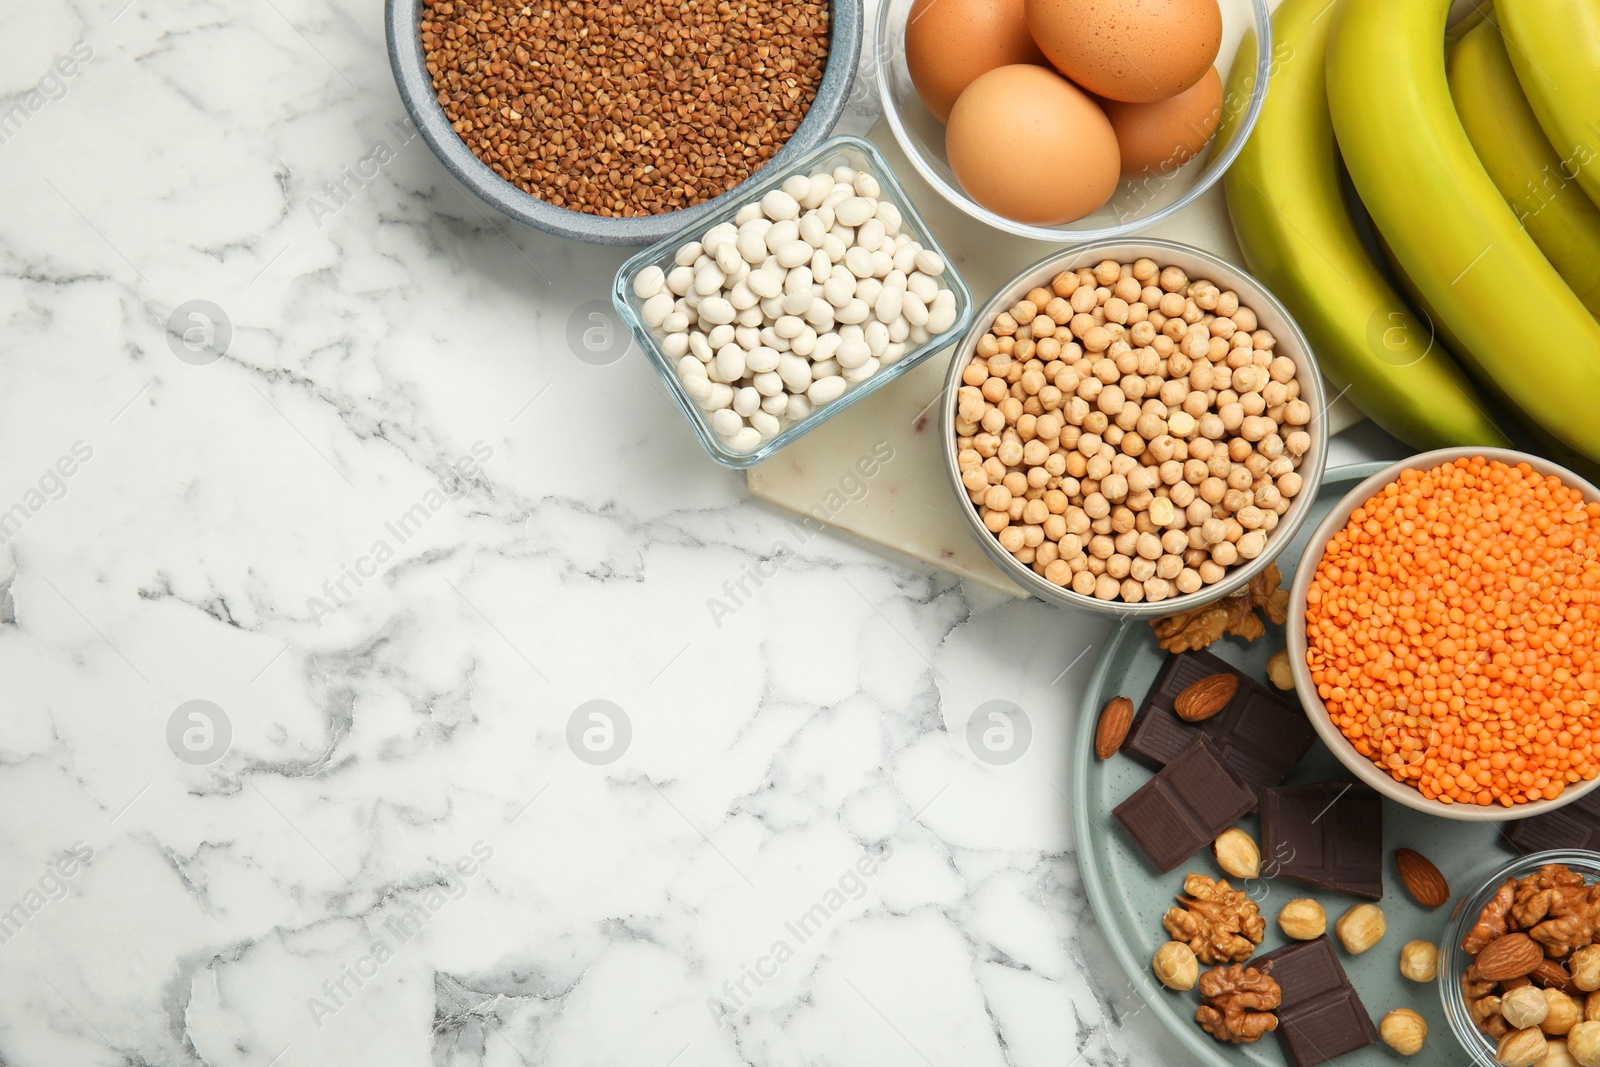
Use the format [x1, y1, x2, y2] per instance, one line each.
[1220, 0, 1600, 464]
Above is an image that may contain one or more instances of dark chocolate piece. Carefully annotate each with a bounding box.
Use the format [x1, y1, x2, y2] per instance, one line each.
[1121, 650, 1316, 792]
[1503, 787, 1600, 854]
[1112, 736, 1256, 874]
[1259, 781, 1384, 900]
[1255, 936, 1380, 1067]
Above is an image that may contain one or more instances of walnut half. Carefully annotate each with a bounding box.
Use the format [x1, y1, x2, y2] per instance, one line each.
[1150, 564, 1289, 653]
[1164, 873, 1267, 964]
[1196, 964, 1281, 1044]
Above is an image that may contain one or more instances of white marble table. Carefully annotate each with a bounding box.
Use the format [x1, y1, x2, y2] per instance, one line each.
[0, 1, 1399, 1063]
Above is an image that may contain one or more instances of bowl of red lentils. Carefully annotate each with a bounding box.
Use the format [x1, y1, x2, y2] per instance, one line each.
[386, 0, 862, 245]
[1288, 448, 1600, 820]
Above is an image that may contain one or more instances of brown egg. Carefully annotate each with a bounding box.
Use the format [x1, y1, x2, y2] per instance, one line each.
[946, 64, 1120, 225]
[1104, 66, 1223, 177]
[1024, 0, 1222, 103]
[905, 0, 1048, 123]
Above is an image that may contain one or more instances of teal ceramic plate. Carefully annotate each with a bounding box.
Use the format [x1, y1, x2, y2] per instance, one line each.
[1071, 461, 1517, 1067]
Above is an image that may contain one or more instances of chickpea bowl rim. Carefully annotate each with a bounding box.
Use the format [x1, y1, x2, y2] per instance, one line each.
[1435, 848, 1600, 1066]
[937, 237, 1330, 620]
[1285, 446, 1600, 822]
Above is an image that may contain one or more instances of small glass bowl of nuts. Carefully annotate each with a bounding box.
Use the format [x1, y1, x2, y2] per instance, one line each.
[938, 238, 1327, 617]
[1439, 850, 1600, 1067]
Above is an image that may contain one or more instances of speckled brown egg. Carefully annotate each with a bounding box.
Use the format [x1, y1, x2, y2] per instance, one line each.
[1103, 66, 1223, 176]
[1024, 0, 1222, 103]
[905, 0, 1048, 123]
[945, 64, 1120, 224]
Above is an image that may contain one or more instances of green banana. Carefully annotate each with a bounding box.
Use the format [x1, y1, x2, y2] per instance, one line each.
[1496, 0, 1600, 212]
[1450, 19, 1600, 318]
[1327, 0, 1600, 464]
[1219, 0, 1508, 450]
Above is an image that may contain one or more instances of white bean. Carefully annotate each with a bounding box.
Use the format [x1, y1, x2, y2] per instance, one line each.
[734, 203, 763, 226]
[914, 249, 946, 276]
[790, 326, 818, 356]
[666, 265, 694, 295]
[869, 250, 895, 278]
[761, 391, 789, 415]
[830, 224, 856, 246]
[781, 174, 811, 202]
[759, 295, 785, 319]
[714, 242, 742, 275]
[856, 218, 886, 251]
[798, 212, 828, 247]
[804, 298, 836, 330]
[661, 310, 689, 333]
[701, 382, 734, 410]
[774, 315, 807, 339]
[782, 289, 812, 316]
[683, 375, 713, 401]
[836, 338, 871, 369]
[746, 345, 781, 373]
[901, 291, 928, 327]
[888, 317, 909, 342]
[811, 333, 841, 364]
[810, 248, 832, 282]
[907, 271, 939, 303]
[875, 201, 902, 234]
[853, 172, 881, 199]
[733, 386, 761, 417]
[641, 292, 673, 327]
[836, 196, 875, 226]
[844, 246, 874, 278]
[711, 408, 743, 437]
[747, 268, 782, 299]
[883, 341, 908, 364]
[832, 165, 857, 185]
[778, 354, 813, 392]
[808, 375, 848, 405]
[752, 371, 785, 396]
[750, 410, 782, 439]
[909, 323, 930, 345]
[633, 265, 665, 298]
[707, 324, 735, 350]
[836, 298, 870, 325]
[787, 394, 813, 421]
[689, 332, 713, 361]
[663, 332, 690, 359]
[737, 228, 769, 265]
[775, 240, 812, 269]
[714, 344, 746, 381]
[726, 427, 762, 452]
[734, 325, 761, 350]
[821, 233, 847, 261]
[699, 297, 736, 325]
[843, 356, 880, 383]
[702, 223, 737, 255]
[762, 190, 801, 221]
[893, 244, 918, 274]
[736, 305, 763, 328]
[855, 277, 882, 307]
[823, 274, 856, 308]
[927, 303, 958, 334]
[764, 219, 799, 254]
[803, 173, 834, 209]
[729, 281, 759, 310]
[783, 265, 813, 294]
[678, 354, 708, 379]
[810, 358, 841, 378]
[864, 320, 889, 357]
[674, 242, 703, 267]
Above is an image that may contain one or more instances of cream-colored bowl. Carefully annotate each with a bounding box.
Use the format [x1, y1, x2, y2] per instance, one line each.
[1286, 446, 1600, 821]
[939, 238, 1329, 618]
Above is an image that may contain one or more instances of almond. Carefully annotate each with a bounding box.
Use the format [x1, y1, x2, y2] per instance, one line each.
[1095, 696, 1134, 760]
[1395, 847, 1450, 909]
[1174, 674, 1237, 722]
[1477, 933, 1547, 982]
[1534, 959, 1579, 996]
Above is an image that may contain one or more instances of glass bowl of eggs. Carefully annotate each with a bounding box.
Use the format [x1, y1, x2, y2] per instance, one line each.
[875, 0, 1272, 242]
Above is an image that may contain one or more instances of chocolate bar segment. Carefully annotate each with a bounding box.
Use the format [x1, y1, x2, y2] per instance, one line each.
[1503, 787, 1600, 854]
[1259, 781, 1384, 900]
[1255, 936, 1379, 1067]
[1122, 650, 1316, 792]
[1112, 736, 1256, 874]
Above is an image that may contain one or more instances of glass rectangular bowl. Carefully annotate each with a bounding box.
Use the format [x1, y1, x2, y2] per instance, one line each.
[611, 135, 974, 469]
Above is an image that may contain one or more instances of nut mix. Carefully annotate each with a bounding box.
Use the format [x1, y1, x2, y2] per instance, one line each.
[638, 165, 959, 451]
[1462, 864, 1600, 1062]
[420, 0, 830, 216]
[953, 259, 1310, 602]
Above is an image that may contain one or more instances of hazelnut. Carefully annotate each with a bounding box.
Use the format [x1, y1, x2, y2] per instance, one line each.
[1547, 990, 1584, 1036]
[1153, 940, 1198, 991]
[1212, 828, 1261, 879]
[1380, 1008, 1428, 1056]
[1505, 986, 1554, 1031]
[1501, 1028, 1553, 1067]
[1571, 1022, 1600, 1067]
[1335, 903, 1386, 954]
[1588, 993, 1600, 1024]
[1266, 647, 1294, 690]
[1278, 898, 1327, 941]
[1572, 947, 1600, 993]
[1543, 1039, 1581, 1067]
[1398, 939, 1438, 982]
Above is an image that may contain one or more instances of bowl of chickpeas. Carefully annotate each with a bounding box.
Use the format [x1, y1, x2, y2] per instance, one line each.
[940, 238, 1328, 617]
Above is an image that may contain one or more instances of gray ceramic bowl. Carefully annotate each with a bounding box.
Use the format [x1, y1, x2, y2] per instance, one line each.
[385, 0, 862, 246]
[1287, 446, 1600, 821]
[938, 238, 1329, 618]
